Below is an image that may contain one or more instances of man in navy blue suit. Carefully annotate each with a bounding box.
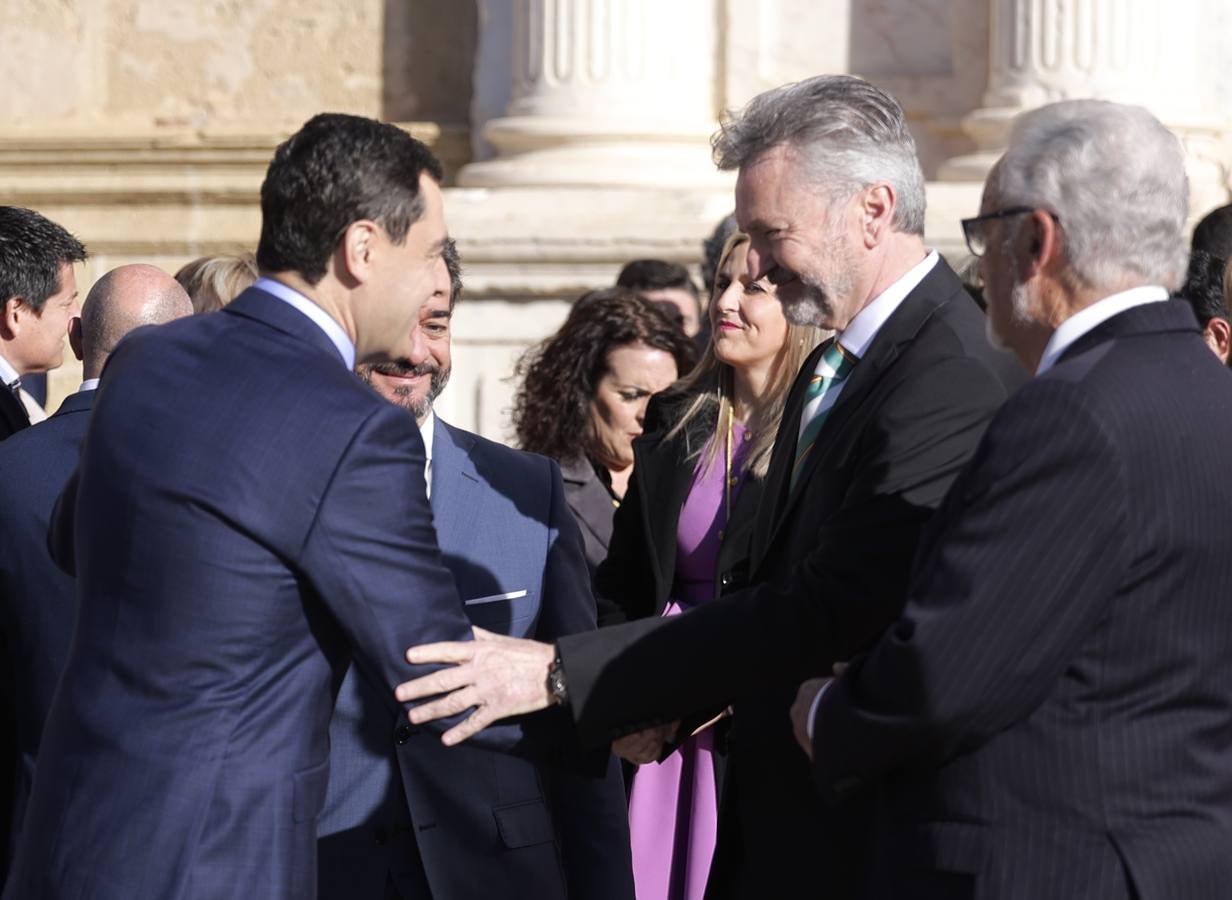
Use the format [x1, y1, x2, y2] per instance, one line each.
[0, 264, 191, 867]
[4, 114, 563, 900]
[795, 100, 1232, 899]
[318, 240, 632, 900]
[0, 205, 88, 884]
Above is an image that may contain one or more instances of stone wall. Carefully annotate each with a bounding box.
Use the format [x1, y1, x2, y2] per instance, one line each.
[2, 0, 1229, 437]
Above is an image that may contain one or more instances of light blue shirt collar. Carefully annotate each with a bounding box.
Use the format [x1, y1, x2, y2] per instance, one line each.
[1036, 285, 1169, 375]
[78, 378, 100, 393]
[254, 277, 356, 370]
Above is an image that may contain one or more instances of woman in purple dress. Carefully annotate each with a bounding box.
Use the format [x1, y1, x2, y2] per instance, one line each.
[594, 233, 827, 899]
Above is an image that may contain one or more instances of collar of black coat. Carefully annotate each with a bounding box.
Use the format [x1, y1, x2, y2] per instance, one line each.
[1056, 298, 1201, 370]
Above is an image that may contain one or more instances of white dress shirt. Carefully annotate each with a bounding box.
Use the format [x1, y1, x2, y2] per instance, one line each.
[798, 251, 939, 444]
[802, 250, 941, 741]
[1035, 285, 1169, 375]
[0, 351, 20, 391]
[418, 410, 435, 499]
[79, 378, 100, 393]
[253, 276, 356, 370]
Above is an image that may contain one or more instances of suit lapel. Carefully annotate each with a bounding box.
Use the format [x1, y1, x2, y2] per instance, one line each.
[428, 419, 482, 556]
[755, 259, 965, 560]
[752, 339, 827, 567]
[0, 384, 31, 435]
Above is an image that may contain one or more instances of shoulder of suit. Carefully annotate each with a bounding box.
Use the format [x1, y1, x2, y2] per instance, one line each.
[438, 418, 553, 476]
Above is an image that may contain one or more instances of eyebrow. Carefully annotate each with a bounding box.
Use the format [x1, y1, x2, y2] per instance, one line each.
[423, 308, 451, 319]
[428, 237, 449, 257]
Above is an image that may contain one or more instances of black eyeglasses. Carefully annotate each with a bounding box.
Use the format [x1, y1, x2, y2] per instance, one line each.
[960, 207, 1060, 258]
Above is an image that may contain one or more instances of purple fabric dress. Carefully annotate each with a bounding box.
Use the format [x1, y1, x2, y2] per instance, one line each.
[627, 422, 751, 900]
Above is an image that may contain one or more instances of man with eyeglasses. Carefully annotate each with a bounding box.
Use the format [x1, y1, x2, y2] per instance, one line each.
[800, 99, 1232, 899]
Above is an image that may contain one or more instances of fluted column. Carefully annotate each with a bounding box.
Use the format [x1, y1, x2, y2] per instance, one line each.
[459, 0, 726, 188]
[940, 0, 1216, 184]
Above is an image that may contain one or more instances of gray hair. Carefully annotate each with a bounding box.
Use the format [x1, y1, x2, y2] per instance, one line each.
[712, 75, 926, 235]
[990, 99, 1189, 292]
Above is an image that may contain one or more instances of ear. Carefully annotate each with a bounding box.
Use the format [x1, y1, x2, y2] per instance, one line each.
[0, 297, 23, 341]
[1204, 317, 1232, 365]
[1023, 208, 1062, 279]
[859, 183, 896, 247]
[336, 220, 380, 286]
[68, 316, 84, 362]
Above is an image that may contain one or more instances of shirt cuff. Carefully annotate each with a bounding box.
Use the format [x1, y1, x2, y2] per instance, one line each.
[805, 678, 834, 743]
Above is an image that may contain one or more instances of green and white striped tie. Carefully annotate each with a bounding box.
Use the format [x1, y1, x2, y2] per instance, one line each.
[790, 341, 856, 489]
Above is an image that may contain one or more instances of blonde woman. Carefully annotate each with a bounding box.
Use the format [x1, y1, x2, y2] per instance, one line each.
[594, 233, 826, 900]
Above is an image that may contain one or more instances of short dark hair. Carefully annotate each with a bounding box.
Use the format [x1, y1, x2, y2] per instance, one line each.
[1191, 204, 1232, 262]
[0, 206, 88, 312]
[256, 113, 444, 284]
[616, 259, 699, 299]
[512, 288, 697, 465]
[1177, 248, 1230, 327]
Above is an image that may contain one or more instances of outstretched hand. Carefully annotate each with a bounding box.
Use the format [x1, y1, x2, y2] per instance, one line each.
[396, 626, 556, 746]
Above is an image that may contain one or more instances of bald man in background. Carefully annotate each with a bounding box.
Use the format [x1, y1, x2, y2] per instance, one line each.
[0, 264, 192, 863]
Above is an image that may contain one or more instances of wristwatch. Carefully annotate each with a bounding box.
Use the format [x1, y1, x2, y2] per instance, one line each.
[546, 648, 570, 707]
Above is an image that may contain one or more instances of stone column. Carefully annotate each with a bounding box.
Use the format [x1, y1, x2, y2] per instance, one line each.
[939, 0, 1220, 191]
[459, 0, 727, 189]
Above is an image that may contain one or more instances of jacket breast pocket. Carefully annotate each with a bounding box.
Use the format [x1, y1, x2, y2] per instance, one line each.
[464, 589, 534, 634]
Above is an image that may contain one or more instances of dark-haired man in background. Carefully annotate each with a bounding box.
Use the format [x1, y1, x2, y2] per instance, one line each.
[1176, 248, 1230, 363]
[4, 114, 553, 899]
[617, 258, 704, 338]
[0, 205, 86, 882]
[0, 207, 86, 442]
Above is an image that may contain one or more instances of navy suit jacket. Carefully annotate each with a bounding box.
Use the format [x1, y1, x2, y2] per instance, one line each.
[814, 301, 1232, 900]
[4, 288, 553, 900]
[318, 418, 632, 900]
[0, 390, 93, 873]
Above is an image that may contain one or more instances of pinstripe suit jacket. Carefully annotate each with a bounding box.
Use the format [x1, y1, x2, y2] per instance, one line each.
[813, 300, 1232, 900]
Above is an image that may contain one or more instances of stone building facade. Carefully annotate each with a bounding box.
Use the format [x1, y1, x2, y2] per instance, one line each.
[2, 0, 1228, 437]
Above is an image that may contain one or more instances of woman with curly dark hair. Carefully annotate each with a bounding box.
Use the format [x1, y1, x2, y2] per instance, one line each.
[511, 288, 697, 579]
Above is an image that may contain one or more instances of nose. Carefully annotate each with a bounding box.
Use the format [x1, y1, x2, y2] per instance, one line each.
[634, 397, 651, 426]
[744, 240, 776, 282]
[715, 279, 741, 315]
[406, 326, 429, 365]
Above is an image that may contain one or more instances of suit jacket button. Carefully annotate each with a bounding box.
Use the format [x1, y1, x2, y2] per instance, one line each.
[395, 723, 411, 745]
[720, 572, 731, 586]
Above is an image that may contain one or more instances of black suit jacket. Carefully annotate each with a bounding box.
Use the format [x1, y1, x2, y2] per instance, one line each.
[0, 385, 30, 442]
[595, 387, 764, 627]
[0, 390, 86, 877]
[558, 257, 1019, 896]
[814, 300, 1232, 900]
